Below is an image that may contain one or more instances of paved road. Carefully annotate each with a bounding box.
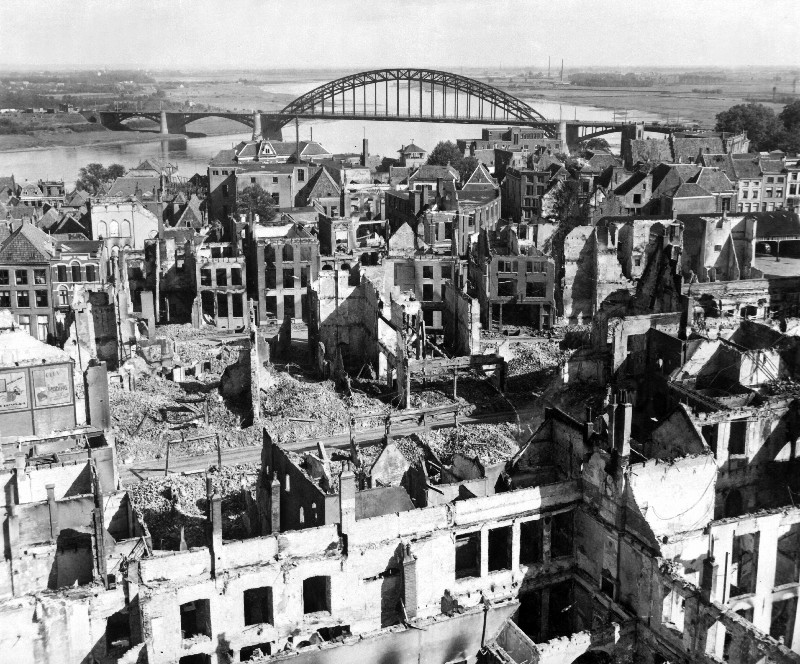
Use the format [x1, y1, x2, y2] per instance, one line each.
[118, 410, 518, 485]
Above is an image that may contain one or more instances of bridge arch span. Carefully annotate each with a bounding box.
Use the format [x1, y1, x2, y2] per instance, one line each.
[278, 68, 550, 128]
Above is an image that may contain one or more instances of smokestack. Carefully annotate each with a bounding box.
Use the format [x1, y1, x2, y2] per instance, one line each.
[362, 138, 369, 167]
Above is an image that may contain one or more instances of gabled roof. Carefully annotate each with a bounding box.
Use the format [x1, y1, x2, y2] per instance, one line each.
[174, 195, 205, 229]
[672, 136, 724, 162]
[300, 167, 341, 202]
[0, 221, 57, 263]
[696, 153, 736, 180]
[689, 167, 734, 193]
[672, 182, 713, 199]
[64, 189, 90, 207]
[585, 152, 621, 172]
[731, 156, 762, 180]
[760, 158, 785, 174]
[462, 162, 498, 190]
[614, 170, 649, 196]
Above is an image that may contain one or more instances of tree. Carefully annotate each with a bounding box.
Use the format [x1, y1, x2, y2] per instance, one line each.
[236, 184, 277, 222]
[779, 100, 800, 134]
[581, 137, 610, 151]
[714, 103, 783, 151]
[426, 141, 464, 169]
[76, 162, 127, 194]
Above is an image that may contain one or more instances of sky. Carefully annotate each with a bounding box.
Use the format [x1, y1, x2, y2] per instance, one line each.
[1, 0, 798, 71]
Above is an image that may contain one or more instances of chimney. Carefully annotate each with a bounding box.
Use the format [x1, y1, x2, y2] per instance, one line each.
[401, 543, 418, 620]
[616, 395, 632, 457]
[361, 138, 369, 167]
[606, 391, 617, 451]
[339, 462, 356, 537]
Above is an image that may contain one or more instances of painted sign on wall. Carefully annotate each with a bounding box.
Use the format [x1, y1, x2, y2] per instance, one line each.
[0, 370, 29, 411]
[32, 365, 72, 407]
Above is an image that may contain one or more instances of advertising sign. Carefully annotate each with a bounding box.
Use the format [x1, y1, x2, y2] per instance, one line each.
[32, 364, 72, 408]
[0, 370, 28, 411]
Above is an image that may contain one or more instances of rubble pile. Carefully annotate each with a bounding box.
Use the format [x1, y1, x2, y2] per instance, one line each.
[127, 463, 259, 550]
[110, 326, 260, 463]
[261, 373, 387, 443]
[393, 422, 519, 468]
[506, 340, 571, 392]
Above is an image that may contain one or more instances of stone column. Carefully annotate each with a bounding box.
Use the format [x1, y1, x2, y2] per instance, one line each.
[160, 110, 169, 135]
[252, 110, 262, 139]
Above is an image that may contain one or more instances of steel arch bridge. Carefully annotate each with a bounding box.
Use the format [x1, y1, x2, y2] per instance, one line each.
[276, 67, 550, 127]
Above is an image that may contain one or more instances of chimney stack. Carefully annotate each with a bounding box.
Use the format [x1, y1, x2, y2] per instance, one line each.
[361, 138, 369, 167]
[606, 391, 617, 451]
[339, 462, 356, 537]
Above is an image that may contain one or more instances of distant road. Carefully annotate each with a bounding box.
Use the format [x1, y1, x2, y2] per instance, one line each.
[118, 410, 518, 485]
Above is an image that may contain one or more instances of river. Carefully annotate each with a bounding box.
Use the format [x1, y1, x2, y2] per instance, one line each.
[0, 77, 666, 184]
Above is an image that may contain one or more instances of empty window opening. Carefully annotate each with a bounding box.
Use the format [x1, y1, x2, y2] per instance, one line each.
[526, 281, 546, 298]
[200, 269, 212, 286]
[551, 511, 573, 558]
[770, 597, 798, 647]
[422, 284, 434, 301]
[497, 278, 515, 297]
[729, 420, 747, 456]
[519, 520, 543, 565]
[422, 266, 433, 279]
[231, 267, 242, 286]
[725, 489, 744, 518]
[240, 644, 272, 662]
[217, 294, 229, 318]
[455, 531, 481, 579]
[775, 523, 800, 587]
[179, 599, 211, 639]
[106, 610, 131, 652]
[232, 296, 244, 318]
[488, 525, 512, 572]
[303, 576, 331, 614]
[283, 295, 295, 319]
[661, 586, 685, 633]
[513, 590, 542, 639]
[730, 532, 759, 598]
[243, 586, 273, 626]
[215, 268, 227, 286]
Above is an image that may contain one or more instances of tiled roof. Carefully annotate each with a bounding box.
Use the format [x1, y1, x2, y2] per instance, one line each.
[400, 143, 426, 154]
[760, 158, 785, 174]
[209, 149, 237, 166]
[731, 157, 762, 179]
[689, 167, 734, 193]
[0, 221, 57, 263]
[697, 153, 736, 180]
[614, 170, 649, 196]
[462, 162, 497, 190]
[672, 183, 713, 199]
[107, 176, 160, 198]
[672, 137, 724, 162]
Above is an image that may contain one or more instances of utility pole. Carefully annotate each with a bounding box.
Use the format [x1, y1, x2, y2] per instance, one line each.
[548, 56, 550, 78]
[560, 59, 564, 82]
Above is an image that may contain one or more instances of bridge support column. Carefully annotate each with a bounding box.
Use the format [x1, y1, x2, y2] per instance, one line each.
[620, 122, 645, 168]
[559, 121, 581, 155]
[260, 116, 284, 141]
[160, 111, 187, 136]
[252, 111, 262, 139]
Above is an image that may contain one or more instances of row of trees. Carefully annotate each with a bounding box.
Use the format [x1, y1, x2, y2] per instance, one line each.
[715, 100, 800, 152]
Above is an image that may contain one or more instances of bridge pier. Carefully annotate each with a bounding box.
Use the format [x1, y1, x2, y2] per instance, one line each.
[160, 111, 187, 136]
[252, 111, 262, 139]
[559, 122, 582, 155]
[260, 115, 284, 141]
[620, 122, 646, 168]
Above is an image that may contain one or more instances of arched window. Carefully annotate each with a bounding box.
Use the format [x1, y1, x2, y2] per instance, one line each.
[58, 286, 70, 307]
[282, 244, 294, 262]
[97, 221, 107, 238]
[70, 262, 82, 282]
[110, 220, 119, 237]
[121, 220, 131, 237]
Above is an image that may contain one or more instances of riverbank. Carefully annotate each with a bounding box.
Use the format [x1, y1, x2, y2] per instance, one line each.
[0, 128, 190, 153]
